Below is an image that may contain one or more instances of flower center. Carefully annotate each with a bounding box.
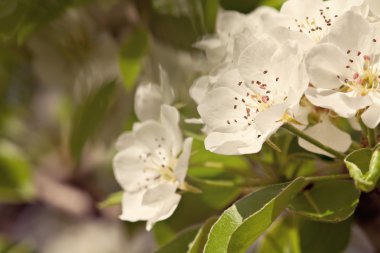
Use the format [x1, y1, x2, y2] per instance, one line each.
[225, 70, 287, 128]
[288, 7, 338, 43]
[337, 47, 380, 96]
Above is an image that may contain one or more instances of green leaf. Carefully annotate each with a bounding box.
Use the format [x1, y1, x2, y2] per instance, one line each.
[98, 191, 123, 208]
[70, 81, 116, 162]
[204, 177, 307, 253]
[289, 180, 360, 222]
[256, 216, 301, 253]
[153, 177, 242, 241]
[187, 217, 218, 253]
[0, 140, 35, 203]
[155, 225, 199, 253]
[257, 216, 351, 253]
[344, 145, 380, 192]
[299, 219, 351, 253]
[119, 26, 149, 90]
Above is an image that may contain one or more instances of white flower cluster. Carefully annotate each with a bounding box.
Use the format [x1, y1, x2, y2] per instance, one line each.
[113, 67, 192, 230]
[113, 0, 380, 230]
[193, 0, 380, 156]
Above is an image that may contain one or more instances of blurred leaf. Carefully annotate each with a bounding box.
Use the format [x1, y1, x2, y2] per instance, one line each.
[256, 216, 301, 253]
[299, 219, 351, 253]
[187, 217, 218, 253]
[70, 81, 116, 162]
[219, 0, 260, 13]
[0, 140, 35, 203]
[0, 236, 34, 253]
[150, 13, 200, 50]
[155, 225, 199, 253]
[345, 145, 380, 192]
[119, 26, 149, 90]
[289, 180, 360, 222]
[188, 177, 242, 209]
[154, 223, 177, 246]
[201, 0, 219, 33]
[204, 177, 307, 253]
[98, 191, 123, 208]
[0, 0, 97, 44]
[188, 139, 252, 180]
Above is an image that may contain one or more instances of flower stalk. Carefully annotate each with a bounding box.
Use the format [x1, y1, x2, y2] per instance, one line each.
[283, 123, 345, 159]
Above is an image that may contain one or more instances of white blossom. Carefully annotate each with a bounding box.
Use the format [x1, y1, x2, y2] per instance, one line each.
[190, 7, 278, 105]
[263, 0, 368, 49]
[134, 66, 175, 121]
[305, 11, 380, 129]
[113, 105, 192, 230]
[197, 38, 308, 155]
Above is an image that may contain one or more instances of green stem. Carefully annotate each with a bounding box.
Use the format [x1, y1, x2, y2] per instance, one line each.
[358, 116, 368, 137]
[368, 127, 377, 148]
[282, 124, 345, 159]
[305, 174, 351, 182]
[358, 113, 377, 147]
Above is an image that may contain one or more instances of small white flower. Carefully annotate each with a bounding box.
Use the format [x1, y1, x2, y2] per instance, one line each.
[264, 0, 367, 48]
[134, 66, 175, 121]
[305, 11, 380, 129]
[197, 38, 308, 155]
[113, 105, 192, 230]
[190, 7, 278, 105]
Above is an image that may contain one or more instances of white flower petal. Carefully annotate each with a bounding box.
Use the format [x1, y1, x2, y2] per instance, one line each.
[281, 0, 324, 20]
[361, 103, 380, 128]
[134, 121, 172, 152]
[174, 138, 193, 183]
[306, 88, 372, 118]
[254, 103, 287, 134]
[184, 118, 204, 124]
[369, 0, 380, 16]
[190, 76, 212, 104]
[142, 183, 177, 205]
[237, 38, 278, 85]
[134, 83, 162, 121]
[119, 191, 157, 222]
[160, 105, 182, 155]
[145, 192, 181, 231]
[348, 117, 361, 131]
[204, 129, 268, 155]
[320, 11, 372, 53]
[115, 132, 135, 151]
[113, 147, 158, 192]
[159, 65, 175, 104]
[293, 105, 311, 130]
[198, 87, 249, 133]
[305, 43, 354, 89]
[298, 117, 352, 158]
[217, 10, 244, 34]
